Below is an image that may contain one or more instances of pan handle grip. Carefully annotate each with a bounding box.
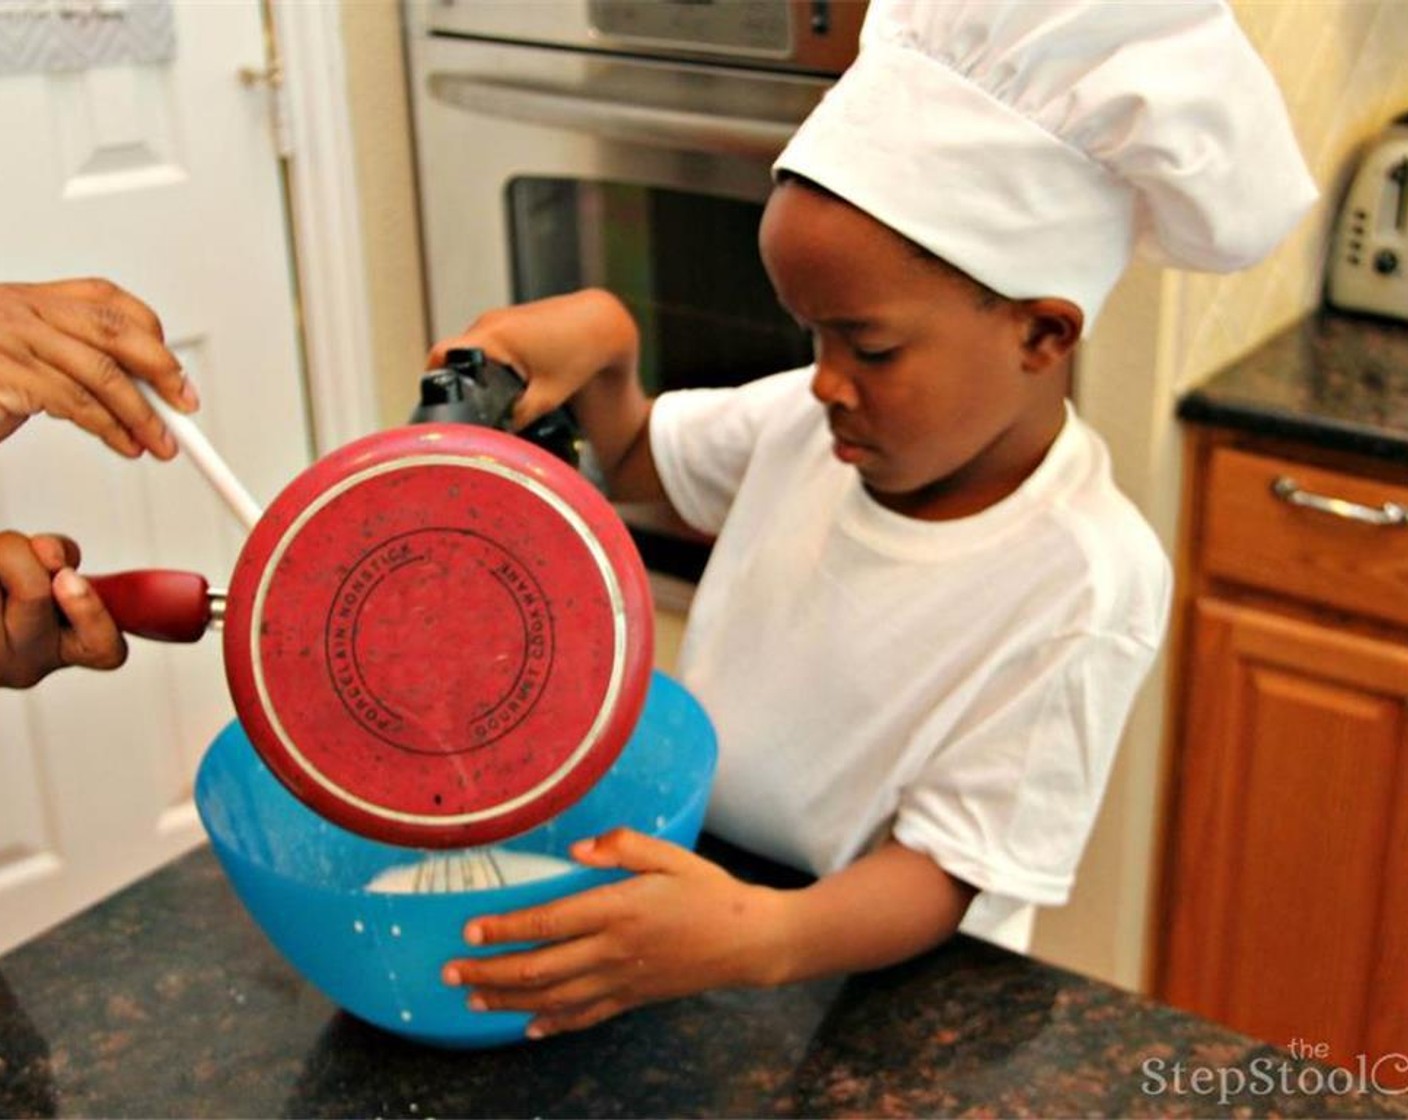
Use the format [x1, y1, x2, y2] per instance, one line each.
[87, 571, 214, 643]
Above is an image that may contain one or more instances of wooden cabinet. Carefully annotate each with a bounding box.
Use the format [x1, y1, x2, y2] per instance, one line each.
[1157, 427, 1408, 1083]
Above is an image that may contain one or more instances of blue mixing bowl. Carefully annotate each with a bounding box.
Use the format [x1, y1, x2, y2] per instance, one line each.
[195, 670, 717, 1048]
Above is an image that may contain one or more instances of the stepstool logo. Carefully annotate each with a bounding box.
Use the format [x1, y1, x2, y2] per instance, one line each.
[1141, 1038, 1408, 1105]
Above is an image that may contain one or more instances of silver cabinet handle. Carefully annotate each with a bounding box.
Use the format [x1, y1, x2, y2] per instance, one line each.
[1270, 476, 1407, 527]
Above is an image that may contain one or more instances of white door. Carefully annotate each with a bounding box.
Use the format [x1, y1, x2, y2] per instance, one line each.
[0, 1, 313, 952]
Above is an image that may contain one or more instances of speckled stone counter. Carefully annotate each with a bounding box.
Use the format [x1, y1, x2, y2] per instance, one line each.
[1177, 310, 1408, 459]
[3, 844, 1405, 1119]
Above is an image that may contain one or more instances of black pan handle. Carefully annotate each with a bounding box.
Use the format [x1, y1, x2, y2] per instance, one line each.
[411, 348, 581, 467]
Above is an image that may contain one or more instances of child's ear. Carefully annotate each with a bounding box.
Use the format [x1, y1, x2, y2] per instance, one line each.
[1017, 299, 1083, 372]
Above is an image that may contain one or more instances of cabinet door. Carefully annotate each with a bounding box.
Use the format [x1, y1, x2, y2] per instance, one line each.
[1160, 598, 1408, 1076]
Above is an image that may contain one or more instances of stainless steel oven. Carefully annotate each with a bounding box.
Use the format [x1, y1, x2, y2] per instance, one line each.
[404, 0, 861, 589]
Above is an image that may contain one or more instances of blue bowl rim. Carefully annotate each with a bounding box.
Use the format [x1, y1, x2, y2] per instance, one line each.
[193, 669, 718, 899]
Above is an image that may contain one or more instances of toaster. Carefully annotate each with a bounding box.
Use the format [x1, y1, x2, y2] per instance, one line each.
[1327, 113, 1408, 322]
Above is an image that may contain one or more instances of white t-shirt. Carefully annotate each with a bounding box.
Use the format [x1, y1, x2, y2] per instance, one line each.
[649, 368, 1171, 951]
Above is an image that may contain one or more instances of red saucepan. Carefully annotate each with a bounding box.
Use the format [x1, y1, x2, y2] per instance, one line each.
[90, 355, 654, 850]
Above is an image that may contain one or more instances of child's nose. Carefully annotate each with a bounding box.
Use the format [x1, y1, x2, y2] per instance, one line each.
[809, 357, 857, 410]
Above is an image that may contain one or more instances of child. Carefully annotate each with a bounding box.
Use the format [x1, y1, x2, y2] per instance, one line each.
[435, 0, 1316, 1039]
[0, 277, 193, 687]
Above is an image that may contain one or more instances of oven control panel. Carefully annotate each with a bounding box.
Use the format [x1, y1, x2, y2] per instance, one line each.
[421, 0, 863, 76]
[588, 0, 792, 56]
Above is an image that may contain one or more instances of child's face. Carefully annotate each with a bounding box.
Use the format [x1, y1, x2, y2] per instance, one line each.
[759, 179, 1070, 520]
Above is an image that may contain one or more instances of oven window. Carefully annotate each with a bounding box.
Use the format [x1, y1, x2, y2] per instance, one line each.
[506, 177, 813, 396]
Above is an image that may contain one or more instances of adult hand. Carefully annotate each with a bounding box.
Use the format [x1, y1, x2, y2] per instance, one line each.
[0, 278, 197, 458]
[441, 828, 786, 1038]
[0, 531, 126, 689]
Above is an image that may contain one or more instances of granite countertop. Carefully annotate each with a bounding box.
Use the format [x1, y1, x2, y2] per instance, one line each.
[1177, 309, 1408, 459]
[3, 843, 1406, 1119]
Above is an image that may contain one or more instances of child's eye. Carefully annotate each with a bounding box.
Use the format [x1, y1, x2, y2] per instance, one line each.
[854, 344, 897, 364]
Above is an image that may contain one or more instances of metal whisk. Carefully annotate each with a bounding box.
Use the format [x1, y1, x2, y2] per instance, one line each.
[411, 848, 506, 892]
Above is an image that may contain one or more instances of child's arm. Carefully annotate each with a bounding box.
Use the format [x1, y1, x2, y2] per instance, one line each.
[0, 531, 127, 688]
[441, 828, 976, 1038]
[427, 289, 663, 503]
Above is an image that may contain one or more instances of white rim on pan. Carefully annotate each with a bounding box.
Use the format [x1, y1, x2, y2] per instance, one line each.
[248, 452, 629, 828]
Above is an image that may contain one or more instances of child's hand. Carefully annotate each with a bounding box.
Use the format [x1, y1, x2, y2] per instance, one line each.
[427, 290, 640, 433]
[441, 828, 785, 1038]
[0, 278, 196, 458]
[0, 531, 126, 688]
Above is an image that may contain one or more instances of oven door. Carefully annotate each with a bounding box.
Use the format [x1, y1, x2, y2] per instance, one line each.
[410, 33, 827, 362]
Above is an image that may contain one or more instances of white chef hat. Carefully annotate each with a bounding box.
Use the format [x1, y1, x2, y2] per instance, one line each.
[774, 0, 1318, 330]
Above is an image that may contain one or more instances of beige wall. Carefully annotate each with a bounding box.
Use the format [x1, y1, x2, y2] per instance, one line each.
[1175, 0, 1408, 393]
[1031, 0, 1408, 989]
[339, 0, 428, 428]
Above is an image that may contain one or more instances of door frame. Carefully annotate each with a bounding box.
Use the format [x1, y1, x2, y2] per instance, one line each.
[274, 1, 381, 452]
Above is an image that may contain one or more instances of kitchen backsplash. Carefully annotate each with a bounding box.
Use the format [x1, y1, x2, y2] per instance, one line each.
[1173, 0, 1408, 393]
